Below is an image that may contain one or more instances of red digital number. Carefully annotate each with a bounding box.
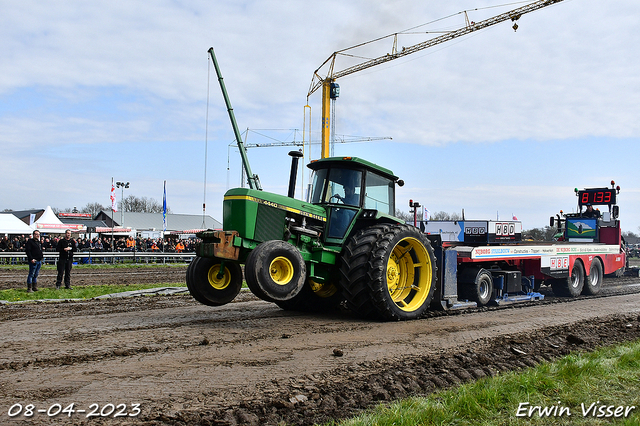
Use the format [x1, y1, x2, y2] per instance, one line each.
[581, 192, 589, 204]
[604, 192, 611, 203]
[595, 191, 603, 203]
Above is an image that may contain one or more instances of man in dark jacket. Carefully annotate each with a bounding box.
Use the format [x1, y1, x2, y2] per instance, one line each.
[25, 230, 44, 292]
[56, 229, 76, 290]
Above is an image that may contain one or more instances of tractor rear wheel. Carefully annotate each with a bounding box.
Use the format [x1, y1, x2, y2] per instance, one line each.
[244, 240, 306, 301]
[551, 260, 585, 297]
[582, 258, 603, 295]
[341, 223, 436, 321]
[187, 257, 242, 306]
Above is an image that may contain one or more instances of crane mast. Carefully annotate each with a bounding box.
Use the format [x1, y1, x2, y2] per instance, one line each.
[308, 0, 565, 158]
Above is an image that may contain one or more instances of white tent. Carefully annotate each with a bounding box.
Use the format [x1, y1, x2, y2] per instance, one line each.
[0, 214, 34, 235]
[33, 206, 86, 234]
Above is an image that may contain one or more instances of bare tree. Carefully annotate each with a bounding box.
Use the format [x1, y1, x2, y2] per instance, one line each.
[120, 195, 170, 214]
[623, 231, 639, 239]
[81, 202, 106, 217]
[522, 226, 558, 241]
[430, 211, 462, 221]
[394, 209, 413, 221]
[52, 207, 73, 214]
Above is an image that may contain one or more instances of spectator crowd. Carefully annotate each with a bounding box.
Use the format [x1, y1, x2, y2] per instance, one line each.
[0, 234, 198, 253]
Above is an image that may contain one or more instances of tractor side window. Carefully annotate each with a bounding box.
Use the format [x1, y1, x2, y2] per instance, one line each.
[364, 173, 394, 215]
[310, 169, 328, 204]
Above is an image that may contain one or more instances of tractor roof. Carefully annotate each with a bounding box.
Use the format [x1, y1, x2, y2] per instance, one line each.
[307, 156, 398, 181]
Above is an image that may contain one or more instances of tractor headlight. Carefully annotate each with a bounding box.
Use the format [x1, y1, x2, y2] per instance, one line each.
[362, 209, 377, 219]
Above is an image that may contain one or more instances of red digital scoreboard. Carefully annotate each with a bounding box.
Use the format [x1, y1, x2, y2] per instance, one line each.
[578, 188, 616, 206]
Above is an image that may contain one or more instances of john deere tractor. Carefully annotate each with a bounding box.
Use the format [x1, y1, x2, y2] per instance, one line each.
[186, 48, 436, 321]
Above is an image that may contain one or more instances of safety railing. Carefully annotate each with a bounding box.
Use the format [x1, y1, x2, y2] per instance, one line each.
[0, 251, 195, 265]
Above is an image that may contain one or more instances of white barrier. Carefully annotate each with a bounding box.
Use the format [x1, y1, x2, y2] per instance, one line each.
[0, 251, 195, 264]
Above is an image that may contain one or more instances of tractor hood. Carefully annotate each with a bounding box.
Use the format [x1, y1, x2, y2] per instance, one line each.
[222, 187, 327, 242]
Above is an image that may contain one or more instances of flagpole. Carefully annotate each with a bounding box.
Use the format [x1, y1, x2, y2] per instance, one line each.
[111, 178, 115, 262]
[162, 180, 167, 254]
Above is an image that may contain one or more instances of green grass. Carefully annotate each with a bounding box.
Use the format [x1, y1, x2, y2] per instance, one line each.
[332, 340, 640, 426]
[0, 283, 187, 302]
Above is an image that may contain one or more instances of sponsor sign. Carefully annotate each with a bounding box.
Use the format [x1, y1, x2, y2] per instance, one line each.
[36, 223, 86, 231]
[471, 244, 621, 260]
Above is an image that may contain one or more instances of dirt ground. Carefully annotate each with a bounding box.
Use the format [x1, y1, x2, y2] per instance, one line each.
[0, 266, 187, 290]
[0, 267, 639, 425]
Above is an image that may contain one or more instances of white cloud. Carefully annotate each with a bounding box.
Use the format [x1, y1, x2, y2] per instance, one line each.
[0, 0, 639, 232]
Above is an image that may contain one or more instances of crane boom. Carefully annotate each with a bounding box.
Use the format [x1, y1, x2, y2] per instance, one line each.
[208, 47, 262, 191]
[307, 0, 566, 158]
[243, 135, 392, 149]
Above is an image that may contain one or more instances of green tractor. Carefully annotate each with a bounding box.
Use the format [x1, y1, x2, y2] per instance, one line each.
[186, 48, 437, 320]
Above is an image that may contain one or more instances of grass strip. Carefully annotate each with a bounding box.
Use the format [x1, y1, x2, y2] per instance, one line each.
[0, 283, 186, 302]
[334, 340, 640, 426]
[0, 263, 188, 271]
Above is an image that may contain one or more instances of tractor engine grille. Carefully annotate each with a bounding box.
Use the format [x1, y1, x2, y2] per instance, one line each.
[254, 203, 286, 242]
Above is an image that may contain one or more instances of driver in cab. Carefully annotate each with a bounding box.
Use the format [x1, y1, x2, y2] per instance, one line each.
[334, 185, 359, 206]
[583, 203, 601, 219]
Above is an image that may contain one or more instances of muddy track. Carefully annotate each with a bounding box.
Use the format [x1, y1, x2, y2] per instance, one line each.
[0, 271, 639, 425]
[0, 266, 188, 290]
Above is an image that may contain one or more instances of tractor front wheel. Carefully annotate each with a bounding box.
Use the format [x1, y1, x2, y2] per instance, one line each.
[187, 256, 243, 306]
[244, 240, 306, 301]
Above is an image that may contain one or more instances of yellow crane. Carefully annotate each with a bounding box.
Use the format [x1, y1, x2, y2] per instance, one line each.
[307, 0, 566, 158]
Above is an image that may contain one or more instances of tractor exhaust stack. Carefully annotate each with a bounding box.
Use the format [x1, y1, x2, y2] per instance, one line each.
[288, 150, 304, 198]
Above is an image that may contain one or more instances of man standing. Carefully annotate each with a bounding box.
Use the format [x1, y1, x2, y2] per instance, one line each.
[56, 229, 76, 290]
[25, 230, 44, 292]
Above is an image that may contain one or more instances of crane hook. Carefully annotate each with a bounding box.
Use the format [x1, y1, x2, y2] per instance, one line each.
[511, 13, 521, 32]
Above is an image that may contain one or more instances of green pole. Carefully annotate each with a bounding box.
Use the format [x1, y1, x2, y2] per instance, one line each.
[208, 47, 262, 191]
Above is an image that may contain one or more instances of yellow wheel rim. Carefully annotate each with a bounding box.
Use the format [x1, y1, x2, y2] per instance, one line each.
[386, 237, 432, 312]
[309, 279, 338, 298]
[207, 264, 230, 290]
[270, 256, 294, 285]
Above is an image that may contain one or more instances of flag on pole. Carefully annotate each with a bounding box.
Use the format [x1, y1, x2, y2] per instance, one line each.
[163, 180, 167, 233]
[111, 178, 118, 212]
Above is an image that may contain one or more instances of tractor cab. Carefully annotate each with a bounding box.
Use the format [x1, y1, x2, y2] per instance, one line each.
[308, 157, 402, 241]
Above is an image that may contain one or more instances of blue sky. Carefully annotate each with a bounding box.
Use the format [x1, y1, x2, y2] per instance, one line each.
[1, 0, 639, 233]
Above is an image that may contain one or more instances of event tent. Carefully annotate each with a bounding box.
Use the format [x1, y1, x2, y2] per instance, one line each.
[0, 213, 34, 235]
[33, 206, 86, 234]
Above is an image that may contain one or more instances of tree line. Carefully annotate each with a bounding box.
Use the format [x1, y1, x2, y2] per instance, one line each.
[54, 195, 171, 216]
[3, 195, 170, 216]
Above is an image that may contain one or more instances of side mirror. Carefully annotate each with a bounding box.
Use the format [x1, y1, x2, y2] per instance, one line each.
[612, 205, 619, 219]
[397, 179, 404, 187]
[549, 216, 555, 227]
